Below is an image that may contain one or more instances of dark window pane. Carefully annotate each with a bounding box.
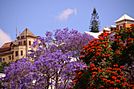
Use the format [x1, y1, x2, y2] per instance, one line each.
[12, 55, 14, 60]
[21, 50, 23, 56]
[19, 42, 22, 45]
[21, 36, 24, 39]
[24, 41, 26, 45]
[0, 58, 2, 62]
[9, 56, 11, 60]
[29, 41, 31, 45]
[3, 58, 5, 61]
[15, 51, 18, 56]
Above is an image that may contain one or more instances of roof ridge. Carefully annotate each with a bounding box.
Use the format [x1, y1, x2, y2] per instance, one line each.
[19, 28, 35, 37]
[115, 14, 134, 22]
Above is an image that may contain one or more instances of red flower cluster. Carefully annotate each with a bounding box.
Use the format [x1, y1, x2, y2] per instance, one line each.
[80, 31, 114, 66]
[73, 26, 134, 88]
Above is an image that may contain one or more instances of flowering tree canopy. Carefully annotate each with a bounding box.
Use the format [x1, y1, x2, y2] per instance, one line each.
[2, 28, 93, 89]
[30, 28, 93, 60]
[73, 26, 134, 89]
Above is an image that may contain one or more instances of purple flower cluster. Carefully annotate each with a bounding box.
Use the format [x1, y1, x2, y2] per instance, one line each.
[2, 28, 93, 89]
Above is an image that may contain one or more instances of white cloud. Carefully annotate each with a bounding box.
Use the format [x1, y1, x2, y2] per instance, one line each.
[0, 28, 12, 47]
[57, 8, 77, 21]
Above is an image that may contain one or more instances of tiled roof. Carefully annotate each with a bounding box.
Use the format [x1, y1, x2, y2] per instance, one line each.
[115, 14, 134, 22]
[19, 28, 35, 37]
[0, 42, 12, 49]
[0, 42, 12, 52]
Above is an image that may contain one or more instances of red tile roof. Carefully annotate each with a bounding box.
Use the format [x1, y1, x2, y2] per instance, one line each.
[0, 42, 12, 52]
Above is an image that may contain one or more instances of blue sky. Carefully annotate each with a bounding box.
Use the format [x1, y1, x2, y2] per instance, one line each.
[0, 0, 134, 46]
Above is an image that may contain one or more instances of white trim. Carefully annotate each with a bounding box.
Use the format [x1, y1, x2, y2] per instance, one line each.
[115, 14, 134, 23]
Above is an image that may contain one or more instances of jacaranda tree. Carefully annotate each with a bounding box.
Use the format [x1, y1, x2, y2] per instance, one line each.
[2, 28, 93, 89]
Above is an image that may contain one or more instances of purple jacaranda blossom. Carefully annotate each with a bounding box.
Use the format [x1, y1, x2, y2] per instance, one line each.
[3, 28, 93, 89]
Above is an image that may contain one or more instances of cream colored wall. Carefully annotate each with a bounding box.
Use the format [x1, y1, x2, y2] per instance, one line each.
[116, 20, 134, 25]
[0, 36, 36, 63]
[27, 37, 35, 50]
[12, 37, 36, 60]
[0, 54, 12, 63]
[12, 46, 26, 61]
[116, 21, 125, 25]
[11, 37, 36, 62]
[116, 21, 134, 30]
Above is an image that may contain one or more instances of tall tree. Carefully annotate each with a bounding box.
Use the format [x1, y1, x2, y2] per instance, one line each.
[2, 28, 93, 89]
[90, 8, 100, 32]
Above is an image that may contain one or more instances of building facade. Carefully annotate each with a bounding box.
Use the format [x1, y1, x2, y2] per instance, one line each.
[85, 14, 134, 38]
[0, 28, 37, 63]
[115, 14, 134, 29]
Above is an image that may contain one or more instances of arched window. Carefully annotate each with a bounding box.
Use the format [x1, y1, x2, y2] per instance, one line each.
[29, 41, 31, 45]
[21, 50, 23, 56]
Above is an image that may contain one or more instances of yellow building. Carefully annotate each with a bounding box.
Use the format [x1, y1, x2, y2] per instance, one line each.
[115, 14, 134, 29]
[0, 28, 37, 63]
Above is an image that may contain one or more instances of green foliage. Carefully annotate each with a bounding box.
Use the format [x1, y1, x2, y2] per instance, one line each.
[0, 62, 8, 73]
[90, 8, 100, 33]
